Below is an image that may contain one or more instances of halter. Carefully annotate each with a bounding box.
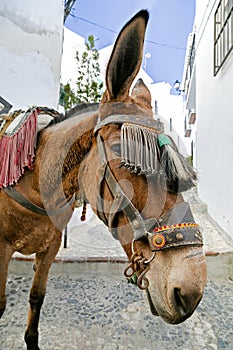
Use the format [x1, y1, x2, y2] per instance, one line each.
[95, 114, 203, 289]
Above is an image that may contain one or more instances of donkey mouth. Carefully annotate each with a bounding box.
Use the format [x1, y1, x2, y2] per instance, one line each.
[145, 288, 194, 324]
[145, 289, 159, 316]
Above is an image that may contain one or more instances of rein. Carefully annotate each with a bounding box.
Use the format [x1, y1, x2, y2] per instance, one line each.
[95, 114, 203, 290]
[2, 186, 75, 216]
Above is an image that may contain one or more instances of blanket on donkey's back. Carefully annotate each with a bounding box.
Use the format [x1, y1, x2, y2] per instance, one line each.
[0, 107, 59, 189]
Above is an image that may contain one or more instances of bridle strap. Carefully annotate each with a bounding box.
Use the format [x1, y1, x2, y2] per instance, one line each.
[97, 134, 149, 240]
[95, 162, 109, 225]
[2, 186, 76, 216]
[94, 114, 163, 133]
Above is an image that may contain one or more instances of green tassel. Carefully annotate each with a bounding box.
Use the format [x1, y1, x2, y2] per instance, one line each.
[157, 134, 171, 147]
[127, 272, 138, 285]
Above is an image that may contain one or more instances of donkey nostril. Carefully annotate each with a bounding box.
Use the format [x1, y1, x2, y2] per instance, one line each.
[174, 288, 186, 313]
[173, 287, 202, 317]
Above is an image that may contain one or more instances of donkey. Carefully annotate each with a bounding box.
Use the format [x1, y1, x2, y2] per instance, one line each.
[0, 10, 206, 350]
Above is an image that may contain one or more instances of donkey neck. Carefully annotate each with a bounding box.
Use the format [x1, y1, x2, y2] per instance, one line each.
[31, 111, 98, 205]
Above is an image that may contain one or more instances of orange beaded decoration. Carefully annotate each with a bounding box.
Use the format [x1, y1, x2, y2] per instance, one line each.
[153, 223, 198, 233]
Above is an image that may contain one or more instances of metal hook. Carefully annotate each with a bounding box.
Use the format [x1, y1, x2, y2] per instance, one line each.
[137, 257, 150, 290]
[124, 247, 156, 290]
[137, 267, 149, 290]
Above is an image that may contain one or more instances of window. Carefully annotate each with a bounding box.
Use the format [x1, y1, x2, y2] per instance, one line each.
[214, 0, 233, 75]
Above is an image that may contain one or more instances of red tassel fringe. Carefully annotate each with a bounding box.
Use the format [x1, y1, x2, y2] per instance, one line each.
[0, 109, 38, 188]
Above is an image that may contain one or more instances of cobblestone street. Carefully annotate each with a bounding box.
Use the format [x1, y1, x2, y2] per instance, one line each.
[1, 253, 232, 350]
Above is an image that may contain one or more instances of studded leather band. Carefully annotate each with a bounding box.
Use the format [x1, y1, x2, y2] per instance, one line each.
[149, 224, 203, 251]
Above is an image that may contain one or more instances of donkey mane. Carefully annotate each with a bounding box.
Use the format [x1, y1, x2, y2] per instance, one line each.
[46, 103, 99, 128]
[65, 103, 99, 119]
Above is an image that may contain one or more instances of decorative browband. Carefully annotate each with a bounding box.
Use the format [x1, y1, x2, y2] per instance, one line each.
[148, 223, 203, 251]
[94, 114, 163, 133]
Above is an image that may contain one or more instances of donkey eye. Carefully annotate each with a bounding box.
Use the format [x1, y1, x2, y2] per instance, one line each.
[111, 143, 121, 156]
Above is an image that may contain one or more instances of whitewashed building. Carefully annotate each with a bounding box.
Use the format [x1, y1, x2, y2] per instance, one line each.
[60, 27, 86, 90]
[0, 0, 64, 110]
[183, 0, 233, 239]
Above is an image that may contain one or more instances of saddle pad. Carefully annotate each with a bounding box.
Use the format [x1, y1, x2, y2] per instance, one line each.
[0, 107, 59, 188]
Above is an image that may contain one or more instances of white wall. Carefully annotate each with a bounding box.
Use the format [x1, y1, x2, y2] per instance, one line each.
[150, 82, 189, 156]
[195, 0, 233, 238]
[195, 0, 215, 30]
[60, 27, 86, 90]
[0, 0, 64, 110]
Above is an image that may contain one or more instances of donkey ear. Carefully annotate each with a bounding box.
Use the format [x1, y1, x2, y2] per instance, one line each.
[131, 78, 152, 109]
[105, 10, 149, 100]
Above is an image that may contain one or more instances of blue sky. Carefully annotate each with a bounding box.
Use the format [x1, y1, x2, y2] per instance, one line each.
[65, 0, 195, 86]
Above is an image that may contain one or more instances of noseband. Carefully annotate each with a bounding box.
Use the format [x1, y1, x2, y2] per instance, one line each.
[95, 114, 203, 289]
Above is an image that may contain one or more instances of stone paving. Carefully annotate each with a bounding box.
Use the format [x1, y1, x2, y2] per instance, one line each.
[1, 256, 233, 350]
[2, 189, 233, 349]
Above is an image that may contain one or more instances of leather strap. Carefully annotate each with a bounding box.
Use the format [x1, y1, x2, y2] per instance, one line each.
[95, 162, 109, 225]
[2, 186, 75, 216]
[97, 134, 148, 240]
[94, 114, 163, 133]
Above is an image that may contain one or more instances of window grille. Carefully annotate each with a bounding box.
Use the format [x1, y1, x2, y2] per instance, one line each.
[214, 0, 233, 75]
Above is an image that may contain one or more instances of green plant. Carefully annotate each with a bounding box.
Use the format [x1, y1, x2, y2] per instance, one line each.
[61, 35, 103, 110]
